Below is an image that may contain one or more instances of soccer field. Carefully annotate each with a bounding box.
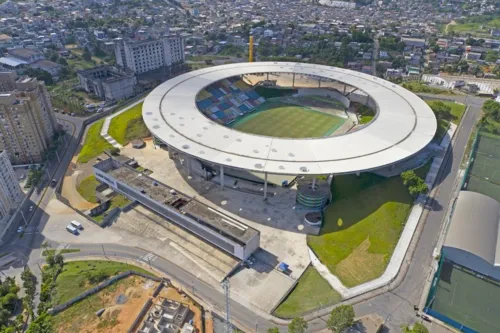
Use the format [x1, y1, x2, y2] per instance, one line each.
[230, 101, 345, 138]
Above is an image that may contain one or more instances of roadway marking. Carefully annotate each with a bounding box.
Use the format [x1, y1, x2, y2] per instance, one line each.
[140, 253, 157, 263]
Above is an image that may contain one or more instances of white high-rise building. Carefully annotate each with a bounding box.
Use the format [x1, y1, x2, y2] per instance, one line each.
[0, 150, 23, 224]
[114, 35, 185, 74]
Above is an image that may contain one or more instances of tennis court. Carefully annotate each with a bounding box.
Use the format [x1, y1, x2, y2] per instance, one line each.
[464, 133, 500, 201]
[429, 260, 500, 333]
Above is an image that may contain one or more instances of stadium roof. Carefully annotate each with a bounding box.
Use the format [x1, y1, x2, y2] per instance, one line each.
[444, 191, 500, 267]
[143, 62, 437, 175]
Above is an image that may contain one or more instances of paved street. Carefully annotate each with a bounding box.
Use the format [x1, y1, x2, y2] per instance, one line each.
[0, 95, 486, 332]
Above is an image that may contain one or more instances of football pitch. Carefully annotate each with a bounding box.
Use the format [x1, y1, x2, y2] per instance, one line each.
[230, 101, 345, 138]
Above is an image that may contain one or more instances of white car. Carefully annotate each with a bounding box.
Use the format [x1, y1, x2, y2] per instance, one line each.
[29, 205, 34, 212]
[17, 226, 24, 233]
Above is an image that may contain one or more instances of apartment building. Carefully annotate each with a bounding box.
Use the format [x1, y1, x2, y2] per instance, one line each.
[0, 74, 59, 164]
[114, 35, 185, 74]
[0, 150, 23, 224]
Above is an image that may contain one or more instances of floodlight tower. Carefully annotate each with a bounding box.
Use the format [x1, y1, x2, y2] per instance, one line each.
[249, 36, 254, 62]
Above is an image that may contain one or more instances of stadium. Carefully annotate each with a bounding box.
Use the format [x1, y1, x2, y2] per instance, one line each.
[143, 62, 437, 200]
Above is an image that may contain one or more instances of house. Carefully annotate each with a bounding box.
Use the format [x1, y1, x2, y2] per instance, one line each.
[465, 52, 482, 61]
[385, 68, 402, 79]
[32, 60, 60, 78]
[401, 37, 425, 48]
[8, 48, 44, 64]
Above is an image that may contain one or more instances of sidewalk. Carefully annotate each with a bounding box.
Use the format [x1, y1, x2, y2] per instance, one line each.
[100, 98, 145, 148]
[311, 123, 457, 299]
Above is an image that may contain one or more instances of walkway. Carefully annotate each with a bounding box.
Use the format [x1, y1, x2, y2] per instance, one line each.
[311, 122, 457, 299]
[100, 98, 145, 149]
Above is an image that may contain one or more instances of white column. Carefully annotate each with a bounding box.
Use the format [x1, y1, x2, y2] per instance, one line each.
[312, 176, 316, 190]
[220, 165, 224, 188]
[186, 156, 192, 176]
[327, 174, 333, 185]
[263, 172, 268, 199]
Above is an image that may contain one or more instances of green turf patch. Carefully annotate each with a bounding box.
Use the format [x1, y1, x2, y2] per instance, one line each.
[77, 175, 99, 203]
[274, 266, 342, 318]
[108, 103, 149, 146]
[308, 166, 429, 287]
[430, 260, 500, 333]
[53, 260, 153, 305]
[230, 101, 345, 138]
[78, 119, 114, 163]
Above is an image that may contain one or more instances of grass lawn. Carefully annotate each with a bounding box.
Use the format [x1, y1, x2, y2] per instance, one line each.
[426, 100, 466, 125]
[435, 119, 451, 142]
[78, 119, 113, 163]
[308, 168, 428, 287]
[108, 103, 149, 146]
[93, 194, 131, 223]
[273, 266, 342, 318]
[53, 260, 153, 305]
[355, 103, 375, 125]
[231, 101, 345, 138]
[77, 175, 99, 203]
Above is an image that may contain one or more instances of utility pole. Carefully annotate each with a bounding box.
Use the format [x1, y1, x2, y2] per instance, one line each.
[222, 279, 232, 333]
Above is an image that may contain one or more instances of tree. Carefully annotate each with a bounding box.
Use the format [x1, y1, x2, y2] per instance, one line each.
[21, 267, 37, 317]
[26, 312, 53, 333]
[82, 48, 92, 62]
[267, 328, 280, 333]
[429, 101, 452, 120]
[57, 57, 68, 66]
[326, 305, 355, 333]
[402, 322, 429, 333]
[401, 170, 418, 186]
[288, 317, 307, 333]
[408, 179, 428, 197]
[24, 68, 53, 85]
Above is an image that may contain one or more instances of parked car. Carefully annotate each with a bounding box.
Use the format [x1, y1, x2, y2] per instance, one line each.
[70, 220, 83, 230]
[66, 225, 79, 235]
[29, 205, 34, 212]
[17, 226, 24, 233]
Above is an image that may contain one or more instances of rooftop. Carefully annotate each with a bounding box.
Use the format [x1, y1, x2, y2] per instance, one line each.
[106, 164, 259, 245]
[143, 62, 437, 175]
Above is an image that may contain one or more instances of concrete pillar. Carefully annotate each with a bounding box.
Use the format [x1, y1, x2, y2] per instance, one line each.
[168, 146, 174, 160]
[366, 95, 370, 105]
[356, 172, 360, 176]
[186, 156, 192, 176]
[318, 77, 321, 88]
[292, 73, 295, 87]
[343, 84, 347, 95]
[327, 174, 334, 185]
[220, 165, 224, 188]
[263, 172, 268, 200]
[312, 177, 316, 190]
[266, 73, 269, 80]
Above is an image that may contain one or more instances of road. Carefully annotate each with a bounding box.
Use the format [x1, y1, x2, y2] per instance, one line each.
[0, 94, 485, 332]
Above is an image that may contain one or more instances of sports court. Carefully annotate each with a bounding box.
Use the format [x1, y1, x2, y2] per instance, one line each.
[464, 133, 500, 202]
[429, 260, 500, 332]
[230, 100, 345, 138]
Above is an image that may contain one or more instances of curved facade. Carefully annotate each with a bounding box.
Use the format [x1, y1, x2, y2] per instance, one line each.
[143, 62, 437, 175]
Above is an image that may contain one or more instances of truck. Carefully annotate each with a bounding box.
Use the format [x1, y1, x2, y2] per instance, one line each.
[70, 220, 83, 230]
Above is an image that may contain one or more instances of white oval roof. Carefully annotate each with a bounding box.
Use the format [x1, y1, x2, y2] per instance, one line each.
[143, 62, 437, 175]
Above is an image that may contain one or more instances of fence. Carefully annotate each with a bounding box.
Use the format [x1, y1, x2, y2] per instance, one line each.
[128, 298, 153, 333]
[423, 308, 477, 333]
[48, 270, 161, 315]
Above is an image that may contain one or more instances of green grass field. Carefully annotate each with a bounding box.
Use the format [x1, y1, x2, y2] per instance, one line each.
[108, 102, 149, 146]
[447, 17, 500, 37]
[430, 261, 500, 333]
[77, 119, 113, 163]
[77, 175, 99, 203]
[231, 101, 345, 138]
[308, 165, 429, 287]
[53, 260, 153, 305]
[274, 266, 342, 318]
[425, 100, 466, 125]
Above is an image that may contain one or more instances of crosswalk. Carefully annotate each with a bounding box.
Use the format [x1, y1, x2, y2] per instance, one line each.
[140, 252, 157, 263]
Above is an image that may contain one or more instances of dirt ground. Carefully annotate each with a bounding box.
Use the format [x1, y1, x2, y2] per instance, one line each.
[61, 155, 98, 210]
[55, 276, 158, 333]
